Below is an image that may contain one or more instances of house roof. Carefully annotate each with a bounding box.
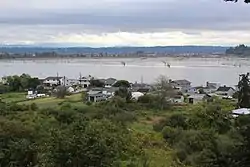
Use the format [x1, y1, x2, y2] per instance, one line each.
[44, 76, 63, 80]
[87, 91, 103, 96]
[217, 86, 234, 92]
[90, 87, 119, 93]
[194, 86, 205, 89]
[98, 79, 106, 83]
[207, 82, 219, 89]
[173, 95, 184, 99]
[105, 78, 117, 85]
[172, 79, 191, 85]
[188, 94, 208, 100]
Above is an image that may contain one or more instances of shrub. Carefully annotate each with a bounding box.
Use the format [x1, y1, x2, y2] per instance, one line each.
[162, 126, 181, 144]
[30, 103, 38, 111]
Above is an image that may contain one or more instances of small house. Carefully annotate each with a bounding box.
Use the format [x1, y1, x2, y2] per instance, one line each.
[171, 95, 185, 104]
[67, 86, 75, 93]
[188, 94, 212, 104]
[131, 83, 152, 94]
[26, 89, 37, 99]
[216, 86, 235, 97]
[87, 91, 107, 102]
[204, 82, 220, 93]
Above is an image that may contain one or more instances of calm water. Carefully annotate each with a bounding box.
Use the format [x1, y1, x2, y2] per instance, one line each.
[1, 57, 250, 86]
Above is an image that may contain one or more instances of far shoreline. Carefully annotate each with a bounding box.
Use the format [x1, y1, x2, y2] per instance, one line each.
[0, 54, 248, 61]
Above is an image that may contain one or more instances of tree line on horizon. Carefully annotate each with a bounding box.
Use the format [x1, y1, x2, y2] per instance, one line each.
[226, 44, 250, 56]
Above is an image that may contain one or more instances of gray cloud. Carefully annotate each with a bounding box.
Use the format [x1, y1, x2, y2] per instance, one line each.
[0, 0, 250, 46]
[0, 0, 250, 32]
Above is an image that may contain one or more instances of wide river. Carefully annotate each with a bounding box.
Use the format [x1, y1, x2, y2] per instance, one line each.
[1, 57, 250, 86]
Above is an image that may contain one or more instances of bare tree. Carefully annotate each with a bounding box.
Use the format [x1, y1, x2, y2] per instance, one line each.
[154, 75, 175, 110]
[54, 86, 67, 99]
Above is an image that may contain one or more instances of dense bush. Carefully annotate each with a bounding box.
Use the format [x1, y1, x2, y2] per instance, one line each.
[0, 118, 38, 167]
[41, 119, 142, 167]
[138, 94, 172, 110]
[0, 100, 144, 167]
[154, 102, 247, 167]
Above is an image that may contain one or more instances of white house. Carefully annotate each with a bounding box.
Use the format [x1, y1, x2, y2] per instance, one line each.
[43, 76, 67, 87]
[79, 76, 91, 88]
[216, 86, 235, 97]
[43, 76, 78, 87]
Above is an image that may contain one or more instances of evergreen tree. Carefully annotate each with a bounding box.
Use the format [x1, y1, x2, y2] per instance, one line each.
[238, 73, 250, 108]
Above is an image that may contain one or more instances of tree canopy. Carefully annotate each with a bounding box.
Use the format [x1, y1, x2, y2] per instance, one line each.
[1, 74, 40, 92]
[238, 73, 250, 108]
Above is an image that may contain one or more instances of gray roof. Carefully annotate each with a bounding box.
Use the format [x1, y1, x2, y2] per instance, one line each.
[87, 91, 103, 96]
[45, 76, 63, 80]
[98, 79, 106, 83]
[105, 78, 117, 85]
[217, 86, 234, 92]
[188, 94, 206, 99]
[172, 79, 191, 85]
[91, 87, 119, 93]
[206, 82, 218, 89]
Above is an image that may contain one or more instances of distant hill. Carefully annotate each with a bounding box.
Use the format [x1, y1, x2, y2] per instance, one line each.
[0, 46, 228, 54]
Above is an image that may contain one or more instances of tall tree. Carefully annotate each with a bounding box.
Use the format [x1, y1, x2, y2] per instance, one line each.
[238, 73, 250, 108]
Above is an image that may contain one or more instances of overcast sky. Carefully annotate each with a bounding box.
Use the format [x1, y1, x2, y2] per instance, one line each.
[0, 0, 249, 47]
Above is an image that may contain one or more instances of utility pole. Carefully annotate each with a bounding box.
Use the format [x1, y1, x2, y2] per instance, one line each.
[79, 72, 82, 85]
[63, 76, 66, 87]
[141, 75, 144, 84]
[57, 72, 60, 86]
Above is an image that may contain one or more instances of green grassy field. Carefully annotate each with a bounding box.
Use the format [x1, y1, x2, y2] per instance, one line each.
[18, 93, 84, 108]
[0, 92, 27, 103]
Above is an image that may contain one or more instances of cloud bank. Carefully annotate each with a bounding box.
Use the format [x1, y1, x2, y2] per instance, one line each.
[0, 0, 249, 46]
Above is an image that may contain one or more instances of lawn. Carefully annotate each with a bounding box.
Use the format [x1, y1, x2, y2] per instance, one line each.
[18, 93, 84, 108]
[0, 92, 27, 103]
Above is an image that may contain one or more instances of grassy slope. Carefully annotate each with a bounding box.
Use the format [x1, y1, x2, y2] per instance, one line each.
[3, 92, 233, 167]
[0, 92, 27, 103]
[18, 93, 83, 108]
[130, 110, 182, 167]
